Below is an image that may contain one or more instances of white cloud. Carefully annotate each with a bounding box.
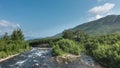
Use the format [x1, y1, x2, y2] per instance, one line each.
[88, 3, 115, 21]
[0, 20, 20, 28]
[88, 14, 103, 21]
[89, 3, 115, 14]
[96, 14, 102, 19]
[0, 20, 20, 35]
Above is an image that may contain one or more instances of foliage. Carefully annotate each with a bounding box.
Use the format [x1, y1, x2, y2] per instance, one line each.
[0, 29, 31, 59]
[83, 34, 120, 68]
[52, 29, 120, 68]
[52, 39, 82, 56]
[28, 37, 61, 47]
[11, 29, 24, 41]
[62, 30, 74, 39]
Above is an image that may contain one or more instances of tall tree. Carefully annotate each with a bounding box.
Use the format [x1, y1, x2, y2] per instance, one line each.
[62, 30, 74, 39]
[11, 29, 24, 41]
[17, 29, 24, 41]
[3, 32, 10, 41]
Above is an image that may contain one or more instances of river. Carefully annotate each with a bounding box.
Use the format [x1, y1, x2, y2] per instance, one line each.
[0, 48, 103, 68]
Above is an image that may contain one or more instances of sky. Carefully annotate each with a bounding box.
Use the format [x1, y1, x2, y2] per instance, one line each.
[0, 0, 120, 38]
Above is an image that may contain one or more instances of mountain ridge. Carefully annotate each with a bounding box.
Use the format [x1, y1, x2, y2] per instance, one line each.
[72, 15, 120, 36]
[53, 15, 120, 38]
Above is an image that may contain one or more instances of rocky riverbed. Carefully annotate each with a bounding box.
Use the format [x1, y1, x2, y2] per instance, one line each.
[0, 48, 103, 68]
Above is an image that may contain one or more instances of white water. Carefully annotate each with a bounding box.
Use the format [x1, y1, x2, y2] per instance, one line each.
[0, 48, 52, 68]
[0, 48, 103, 68]
[15, 59, 28, 66]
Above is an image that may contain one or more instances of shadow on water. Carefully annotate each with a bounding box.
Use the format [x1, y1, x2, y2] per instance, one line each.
[0, 48, 103, 68]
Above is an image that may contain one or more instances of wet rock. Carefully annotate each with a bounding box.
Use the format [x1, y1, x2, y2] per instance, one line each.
[32, 63, 40, 68]
[65, 61, 68, 64]
[0, 48, 103, 68]
[42, 63, 48, 68]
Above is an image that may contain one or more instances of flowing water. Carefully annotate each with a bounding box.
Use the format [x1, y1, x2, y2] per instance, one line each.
[0, 48, 52, 68]
[0, 48, 103, 68]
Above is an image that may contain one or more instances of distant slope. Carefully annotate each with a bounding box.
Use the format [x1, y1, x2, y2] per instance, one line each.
[53, 15, 120, 37]
[25, 36, 36, 40]
[72, 15, 120, 35]
[33, 15, 120, 39]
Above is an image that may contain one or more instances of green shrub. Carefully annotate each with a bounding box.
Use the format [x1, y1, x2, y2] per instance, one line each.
[52, 39, 81, 56]
[0, 29, 31, 59]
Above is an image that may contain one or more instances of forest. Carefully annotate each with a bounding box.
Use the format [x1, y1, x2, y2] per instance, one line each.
[50, 29, 120, 68]
[0, 29, 31, 59]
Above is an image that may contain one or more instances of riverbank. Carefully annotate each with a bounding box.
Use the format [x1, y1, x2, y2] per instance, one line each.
[0, 54, 19, 63]
[0, 49, 31, 63]
[46, 54, 103, 68]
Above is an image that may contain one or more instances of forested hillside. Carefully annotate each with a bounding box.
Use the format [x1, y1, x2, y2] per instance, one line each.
[73, 15, 120, 35]
[53, 15, 120, 38]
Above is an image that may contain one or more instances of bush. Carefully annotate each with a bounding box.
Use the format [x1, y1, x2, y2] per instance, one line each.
[0, 29, 31, 59]
[0, 51, 7, 58]
[52, 39, 81, 56]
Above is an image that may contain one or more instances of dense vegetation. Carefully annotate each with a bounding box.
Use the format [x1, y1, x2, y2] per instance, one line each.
[50, 29, 120, 68]
[52, 39, 82, 56]
[51, 30, 87, 56]
[28, 37, 61, 47]
[85, 34, 120, 68]
[0, 29, 31, 59]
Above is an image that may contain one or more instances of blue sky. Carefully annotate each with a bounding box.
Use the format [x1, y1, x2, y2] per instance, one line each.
[0, 0, 120, 38]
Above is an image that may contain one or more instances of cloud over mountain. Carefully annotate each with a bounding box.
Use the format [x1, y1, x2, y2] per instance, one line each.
[89, 3, 115, 14]
[88, 3, 115, 20]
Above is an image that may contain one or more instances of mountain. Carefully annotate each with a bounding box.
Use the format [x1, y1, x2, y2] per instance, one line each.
[72, 15, 120, 36]
[25, 36, 37, 40]
[53, 15, 120, 37]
